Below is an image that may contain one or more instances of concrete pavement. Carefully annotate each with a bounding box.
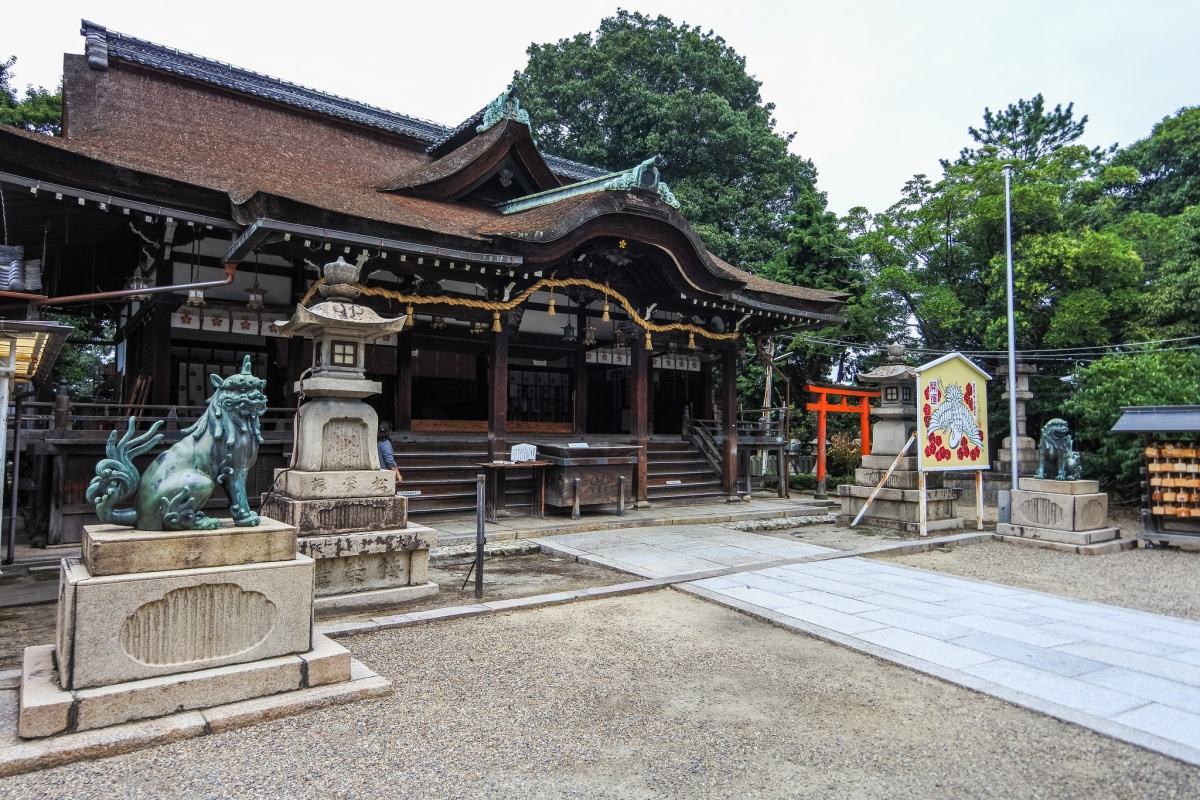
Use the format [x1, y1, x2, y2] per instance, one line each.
[537, 525, 1200, 767]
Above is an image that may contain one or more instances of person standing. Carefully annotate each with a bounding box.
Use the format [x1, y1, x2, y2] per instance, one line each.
[377, 421, 403, 484]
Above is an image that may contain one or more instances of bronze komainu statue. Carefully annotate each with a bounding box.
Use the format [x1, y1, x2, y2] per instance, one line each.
[1035, 418, 1082, 481]
[86, 356, 267, 530]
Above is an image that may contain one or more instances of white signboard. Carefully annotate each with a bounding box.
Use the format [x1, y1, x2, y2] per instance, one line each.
[511, 443, 538, 462]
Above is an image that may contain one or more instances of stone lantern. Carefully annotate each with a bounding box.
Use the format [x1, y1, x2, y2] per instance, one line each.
[262, 258, 437, 611]
[275, 258, 407, 471]
[835, 343, 963, 534]
[856, 343, 917, 456]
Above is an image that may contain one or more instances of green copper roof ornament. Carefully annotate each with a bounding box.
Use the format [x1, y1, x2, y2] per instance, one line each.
[603, 156, 681, 209]
[477, 87, 532, 134]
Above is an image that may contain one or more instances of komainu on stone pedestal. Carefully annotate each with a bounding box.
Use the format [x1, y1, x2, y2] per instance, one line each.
[1034, 418, 1083, 482]
[85, 355, 266, 531]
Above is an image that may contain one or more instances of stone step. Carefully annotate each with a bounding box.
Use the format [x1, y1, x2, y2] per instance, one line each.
[994, 533, 1136, 556]
[995, 523, 1121, 546]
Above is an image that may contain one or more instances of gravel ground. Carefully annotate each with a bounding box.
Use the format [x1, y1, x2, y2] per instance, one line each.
[884, 539, 1200, 621]
[3, 590, 1197, 799]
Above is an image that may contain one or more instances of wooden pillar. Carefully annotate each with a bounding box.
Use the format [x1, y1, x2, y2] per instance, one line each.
[631, 338, 650, 505]
[721, 345, 739, 499]
[150, 302, 172, 405]
[815, 405, 828, 499]
[572, 311, 588, 435]
[700, 357, 715, 419]
[395, 328, 413, 433]
[487, 319, 508, 461]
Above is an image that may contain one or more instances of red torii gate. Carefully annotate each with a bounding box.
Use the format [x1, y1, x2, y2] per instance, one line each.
[803, 383, 879, 494]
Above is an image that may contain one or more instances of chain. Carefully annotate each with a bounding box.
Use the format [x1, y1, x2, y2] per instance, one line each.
[1, 185, 7, 246]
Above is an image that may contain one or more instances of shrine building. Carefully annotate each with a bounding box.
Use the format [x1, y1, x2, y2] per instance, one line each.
[0, 21, 847, 541]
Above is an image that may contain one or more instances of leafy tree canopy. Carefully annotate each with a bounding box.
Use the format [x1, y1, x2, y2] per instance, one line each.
[513, 9, 818, 268]
[1111, 106, 1200, 218]
[0, 54, 62, 136]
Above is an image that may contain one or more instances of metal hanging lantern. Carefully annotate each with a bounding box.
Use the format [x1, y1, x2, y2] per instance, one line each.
[430, 314, 446, 330]
[561, 320, 577, 343]
[185, 288, 206, 308]
[583, 323, 598, 346]
[245, 280, 267, 310]
[128, 269, 151, 302]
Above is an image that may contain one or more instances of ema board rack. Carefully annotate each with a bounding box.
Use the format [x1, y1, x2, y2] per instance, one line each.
[1111, 406, 1200, 547]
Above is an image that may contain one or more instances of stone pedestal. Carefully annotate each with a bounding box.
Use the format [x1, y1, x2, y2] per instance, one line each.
[996, 478, 1124, 553]
[837, 455, 964, 534]
[299, 526, 439, 613]
[266, 269, 436, 610]
[17, 519, 374, 740]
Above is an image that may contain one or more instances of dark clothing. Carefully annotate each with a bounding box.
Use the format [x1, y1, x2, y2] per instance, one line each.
[378, 438, 397, 469]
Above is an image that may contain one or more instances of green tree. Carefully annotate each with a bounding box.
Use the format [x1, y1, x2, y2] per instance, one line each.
[1064, 350, 1200, 495]
[1111, 106, 1200, 218]
[0, 54, 62, 135]
[512, 10, 818, 269]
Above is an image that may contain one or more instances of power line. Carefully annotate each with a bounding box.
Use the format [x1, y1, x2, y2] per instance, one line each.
[780, 333, 1200, 363]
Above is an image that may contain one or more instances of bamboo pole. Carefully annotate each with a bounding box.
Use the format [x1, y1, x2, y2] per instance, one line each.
[851, 433, 917, 528]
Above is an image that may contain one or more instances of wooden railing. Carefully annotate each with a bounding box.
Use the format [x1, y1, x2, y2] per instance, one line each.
[685, 418, 724, 478]
[8, 401, 296, 435]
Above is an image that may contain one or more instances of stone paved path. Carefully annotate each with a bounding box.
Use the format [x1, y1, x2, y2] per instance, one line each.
[537, 526, 1200, 767]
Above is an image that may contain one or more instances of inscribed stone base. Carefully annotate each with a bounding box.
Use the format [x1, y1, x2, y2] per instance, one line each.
[298, 526, 436, 597]
[18, 635, 352, 739]
[82, 518, 296, 576]
[314, 582, 440, 615]
[1010, 489, 1108, 531]
[861, 455, 918, 471]
[995, 522, 1121, 546]
[259, 494, 407, 536]
[57, 555, 314, 691]
[274, 469, 395, 500]
[837, 478, 962, 531]
[834, 513, 964, 534]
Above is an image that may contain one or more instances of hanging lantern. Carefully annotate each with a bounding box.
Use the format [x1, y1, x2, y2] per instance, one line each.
[185, 288, 206, 308]
[491, 310, 502, 333]
[430, 314, 446, 330]
[128, 270, 151, 302]
[583, 323, 598, 346]
[470, 321, 487, 335]
[245, 280, 267, 310]
[688, 332, 696, 350]
[614, 327, 627, 346]
[562, 321, 577, 343]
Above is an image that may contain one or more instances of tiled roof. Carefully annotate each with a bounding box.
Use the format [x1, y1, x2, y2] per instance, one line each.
[84, 20, 452, 142]
[82, 20, 610, 185]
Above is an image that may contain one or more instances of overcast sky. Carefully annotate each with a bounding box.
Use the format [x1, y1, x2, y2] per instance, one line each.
[3, 1, 1197, 215]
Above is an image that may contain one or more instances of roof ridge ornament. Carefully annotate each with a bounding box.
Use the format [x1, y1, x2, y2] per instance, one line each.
[81, 20, 109, 71]
[603, 156, 681, 209]
[477, 87, 532, 134]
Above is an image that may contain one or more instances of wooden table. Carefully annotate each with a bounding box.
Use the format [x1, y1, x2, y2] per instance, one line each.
[476, 460, 551, 523]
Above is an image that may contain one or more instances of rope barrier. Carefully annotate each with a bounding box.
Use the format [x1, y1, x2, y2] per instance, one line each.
[300, 276, 740, 343]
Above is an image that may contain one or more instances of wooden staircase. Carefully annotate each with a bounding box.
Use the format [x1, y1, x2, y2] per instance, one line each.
[390, 437, 729, 515]
[391, 440, 532, 517]
[646, 440, 725, 504]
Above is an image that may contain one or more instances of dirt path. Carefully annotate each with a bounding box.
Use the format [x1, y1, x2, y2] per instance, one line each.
[3, 590, 1195, 798]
